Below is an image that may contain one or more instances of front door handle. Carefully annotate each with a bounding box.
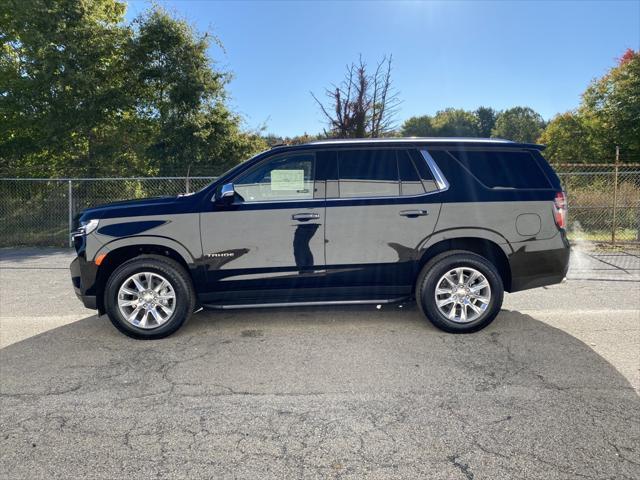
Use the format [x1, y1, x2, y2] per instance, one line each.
[399, 209, 428, 218]
[292, 213, 320, 221]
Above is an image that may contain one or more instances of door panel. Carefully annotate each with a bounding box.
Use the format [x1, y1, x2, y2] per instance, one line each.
[324, 200, 441, 289]
[322, 147, 443, 291]
[200, 204, 325, 298]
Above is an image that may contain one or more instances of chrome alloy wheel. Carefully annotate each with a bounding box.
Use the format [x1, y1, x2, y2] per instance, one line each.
[117, 272, 176, 329]
[434, 267, 491, 324]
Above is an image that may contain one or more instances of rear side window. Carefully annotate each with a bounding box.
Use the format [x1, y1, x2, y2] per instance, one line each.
[531, 150, 562, 190]
[448, 150, 551, 189]
[398, 150, 425, 195]
[408, 150, 439, 193]
[338, 150, 399, 198]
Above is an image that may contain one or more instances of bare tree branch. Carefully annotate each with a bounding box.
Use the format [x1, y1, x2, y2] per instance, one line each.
[311, 54, 400, 138]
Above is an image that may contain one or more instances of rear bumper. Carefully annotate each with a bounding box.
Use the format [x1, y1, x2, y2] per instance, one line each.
[70, 255, 99, 310]
[508, 231, 570, 292]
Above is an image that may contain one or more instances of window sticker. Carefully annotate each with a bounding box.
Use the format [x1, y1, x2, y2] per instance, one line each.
[271, 169, 305, 191]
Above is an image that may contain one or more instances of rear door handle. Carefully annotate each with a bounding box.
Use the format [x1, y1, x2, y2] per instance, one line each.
[292, 213, 320, 221]
[399, 209, 428, 218]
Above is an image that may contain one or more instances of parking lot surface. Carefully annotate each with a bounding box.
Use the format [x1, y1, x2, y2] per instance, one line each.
[1, 248, 639, 479]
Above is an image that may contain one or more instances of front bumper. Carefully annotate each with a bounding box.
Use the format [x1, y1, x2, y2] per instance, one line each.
[70, 255, 99, 310]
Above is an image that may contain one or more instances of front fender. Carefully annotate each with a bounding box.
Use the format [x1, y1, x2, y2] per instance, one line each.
[94, 235, 199, 265]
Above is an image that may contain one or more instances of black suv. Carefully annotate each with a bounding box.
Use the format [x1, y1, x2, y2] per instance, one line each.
[70, 138, 570, 339]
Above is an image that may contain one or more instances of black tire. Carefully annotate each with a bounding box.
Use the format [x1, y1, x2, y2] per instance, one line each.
[104, 255, 195, 340]
[416, 250, 504, 333]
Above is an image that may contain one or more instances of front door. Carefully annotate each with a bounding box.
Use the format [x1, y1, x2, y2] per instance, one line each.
[199, 152, 325, 304]
[323, 148, 443, 297]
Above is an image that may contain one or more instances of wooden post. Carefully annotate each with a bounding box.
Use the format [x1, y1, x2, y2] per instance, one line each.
[611, 146, 619, 245]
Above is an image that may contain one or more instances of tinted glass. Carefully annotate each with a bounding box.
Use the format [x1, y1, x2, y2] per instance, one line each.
[315, 150, 338, 180]
[532, 150, 562, 190]
[409, 150, 439, 193]
[398, 150, 425, 196]
[234, 153, 315, 202]
[316, 150, 339, 198]
[338, 150, 399, 198]
[448, 150, 551, 189]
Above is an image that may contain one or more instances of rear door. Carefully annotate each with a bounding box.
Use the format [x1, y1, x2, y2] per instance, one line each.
[323, 148, 444, 297]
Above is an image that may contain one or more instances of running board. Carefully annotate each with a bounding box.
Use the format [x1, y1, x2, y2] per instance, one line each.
[202, 297, 409, 310]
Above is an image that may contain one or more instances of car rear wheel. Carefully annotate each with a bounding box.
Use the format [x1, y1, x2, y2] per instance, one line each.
[104, 255, 195, 339]
[416, 251, 504, 333]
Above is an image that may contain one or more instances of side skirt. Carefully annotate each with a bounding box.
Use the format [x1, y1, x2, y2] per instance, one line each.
[202, 297, 410, 310]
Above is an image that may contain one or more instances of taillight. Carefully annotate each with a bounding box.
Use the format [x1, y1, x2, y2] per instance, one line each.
[553, 191, 567, 229]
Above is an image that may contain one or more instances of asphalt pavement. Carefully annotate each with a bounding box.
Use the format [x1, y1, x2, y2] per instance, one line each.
[1, 248, 639, 479]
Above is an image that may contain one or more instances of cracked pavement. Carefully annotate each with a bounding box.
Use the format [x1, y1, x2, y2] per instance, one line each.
[1, 248, 639, 479]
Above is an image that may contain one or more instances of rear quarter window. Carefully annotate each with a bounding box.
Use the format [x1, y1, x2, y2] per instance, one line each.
[448, 150, 552, 189]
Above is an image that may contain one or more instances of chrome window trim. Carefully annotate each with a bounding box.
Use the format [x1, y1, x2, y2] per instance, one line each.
[216, 147, 450, 205]
[324, 188, 441, 203]
[236, 188, 443, 204]
[231, 186, 445, 205]
[235, 198, 322, 205]
[420, 149, 450, 192]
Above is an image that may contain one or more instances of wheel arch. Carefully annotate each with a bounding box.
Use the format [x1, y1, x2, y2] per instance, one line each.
[417, 235, 512, 292]
[94, 240, 196, 314]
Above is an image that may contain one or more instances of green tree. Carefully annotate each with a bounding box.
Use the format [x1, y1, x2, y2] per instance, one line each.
[400, 109, 480, 137]
[579, 49, 640, 161]
[538, 112, 600, 163]
[0, 1, 266, 178]
[475, 106, 497, 137]
[128, 9, 228, 175]
[263, 132, 324, 146]
[538, 49, 639, 163]
[0, 0, 132, 176]
[400, 115, 436, 137]
[492, 106, 545, 143]
[432, 108, 480, 137]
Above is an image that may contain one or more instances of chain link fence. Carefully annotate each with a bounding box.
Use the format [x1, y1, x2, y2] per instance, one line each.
[0, 177, 215, 247]
[1, 164, 639, 248]
[554, 163, 640, 245]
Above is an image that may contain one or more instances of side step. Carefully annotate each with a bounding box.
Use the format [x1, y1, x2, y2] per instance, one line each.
[202, 297, 409, 310]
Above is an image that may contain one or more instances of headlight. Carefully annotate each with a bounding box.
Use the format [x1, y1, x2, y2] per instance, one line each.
[72, 219, 100, 238]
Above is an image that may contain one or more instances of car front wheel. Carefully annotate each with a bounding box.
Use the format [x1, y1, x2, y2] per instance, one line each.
[104, 255, 195, 339]
[416, 251, 504, 333]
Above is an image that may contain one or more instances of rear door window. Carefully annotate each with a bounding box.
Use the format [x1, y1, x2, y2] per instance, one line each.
[398, 150, 426, 195]
[447, 150, 551, 189]
[408, 150, 439, 193]
[338, 150, 399, 198]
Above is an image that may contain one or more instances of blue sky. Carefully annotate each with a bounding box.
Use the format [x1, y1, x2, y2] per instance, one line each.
[127, 0, 640, 137]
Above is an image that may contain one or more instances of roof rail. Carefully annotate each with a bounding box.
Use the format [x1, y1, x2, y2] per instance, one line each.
[307, 137, 514, 145]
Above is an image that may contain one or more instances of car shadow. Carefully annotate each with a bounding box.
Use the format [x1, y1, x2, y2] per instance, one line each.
[1, 305, 639, 478]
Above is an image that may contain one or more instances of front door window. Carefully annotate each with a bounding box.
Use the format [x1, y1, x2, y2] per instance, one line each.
[234, 153, 315, 202]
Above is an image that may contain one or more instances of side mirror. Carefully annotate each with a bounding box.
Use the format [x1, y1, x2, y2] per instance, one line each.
[220, 183, 235, 199]
[213, 183, 235, 203]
